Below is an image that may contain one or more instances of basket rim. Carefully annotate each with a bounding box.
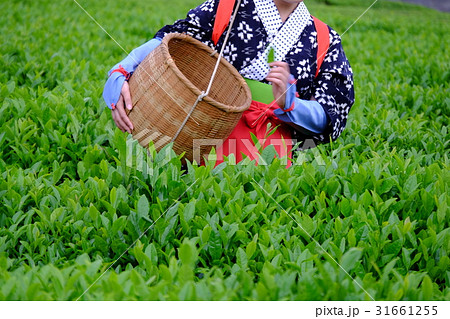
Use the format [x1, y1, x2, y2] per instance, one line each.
[161, 33, 252, 113]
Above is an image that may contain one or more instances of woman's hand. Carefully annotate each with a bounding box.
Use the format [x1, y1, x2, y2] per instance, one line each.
[111, 81, 134, 133]
[266, 61, 291, 109]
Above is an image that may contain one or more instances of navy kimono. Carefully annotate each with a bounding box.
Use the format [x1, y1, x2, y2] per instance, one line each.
[155, 0, 355, 145]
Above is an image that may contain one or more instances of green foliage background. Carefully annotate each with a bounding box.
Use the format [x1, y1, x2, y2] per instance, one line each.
[0, 0, 448, 300]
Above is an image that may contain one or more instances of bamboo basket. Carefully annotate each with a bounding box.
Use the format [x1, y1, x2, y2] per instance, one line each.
[127, 33, 252, 162]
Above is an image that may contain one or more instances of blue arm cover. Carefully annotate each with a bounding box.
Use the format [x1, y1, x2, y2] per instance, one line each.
[103, 38, 162, 109]
[273, 76, 329, 134]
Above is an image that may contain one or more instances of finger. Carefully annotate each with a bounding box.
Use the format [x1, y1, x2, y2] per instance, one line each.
[112, 110, 125, 132]
[267, 73, 289, 86]
[121, 82, 133, 111]
[115, 92, 125, 112]
[267, 79, 285, 93]
[116, 92, 134, 131]
[266, 77, 286, 99]
[267, 68, 284, 75]
[119, 108, 134, 133]
[114, 96, 129, 132]
[268, 61, 283, 67]
[267, 66, 290, 78]
[266, 76, 285, 88]
[268, 68, 291, 78]
[112, 110, 126, 132]
[115, 95, 131, 132]
[268, 61, 289, 70]
[269, 62, 290, 80]
[116, 97, 134, 133]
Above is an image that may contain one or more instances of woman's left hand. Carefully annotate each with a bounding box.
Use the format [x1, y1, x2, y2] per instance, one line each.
[266, 61, 291, 109]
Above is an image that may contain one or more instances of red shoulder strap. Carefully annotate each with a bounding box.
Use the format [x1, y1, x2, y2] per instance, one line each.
[212, 0, 236, 46]
[312, 16, 330, 78]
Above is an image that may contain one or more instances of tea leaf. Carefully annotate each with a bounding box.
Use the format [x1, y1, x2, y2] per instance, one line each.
[137, 195, 149, 220]
[267, 46, 275, 64]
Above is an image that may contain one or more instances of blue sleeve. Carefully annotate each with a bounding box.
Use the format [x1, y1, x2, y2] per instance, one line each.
[273, 75, 329, 134]
[102, 38, 162, 109]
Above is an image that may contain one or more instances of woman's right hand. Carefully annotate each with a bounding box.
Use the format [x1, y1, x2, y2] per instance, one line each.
[111, 81, 134, 133]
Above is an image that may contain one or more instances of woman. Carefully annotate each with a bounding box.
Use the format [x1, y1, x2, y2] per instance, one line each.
[103, 0, 354, 165]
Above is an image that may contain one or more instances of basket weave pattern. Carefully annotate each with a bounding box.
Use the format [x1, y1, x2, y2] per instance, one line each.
[127, 33, 251, 161]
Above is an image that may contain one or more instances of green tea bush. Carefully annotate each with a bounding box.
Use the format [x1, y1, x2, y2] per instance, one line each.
[0, 0, 448, 300]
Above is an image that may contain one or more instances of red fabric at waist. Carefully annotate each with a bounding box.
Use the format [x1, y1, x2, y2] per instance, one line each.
[215, 100, 293, 166]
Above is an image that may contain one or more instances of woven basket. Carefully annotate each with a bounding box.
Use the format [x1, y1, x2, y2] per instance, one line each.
[127, 33, 252, 162]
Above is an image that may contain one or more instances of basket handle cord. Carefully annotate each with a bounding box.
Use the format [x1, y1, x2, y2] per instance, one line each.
[172, 0, 242, 143]
[205, 0, 241, 96]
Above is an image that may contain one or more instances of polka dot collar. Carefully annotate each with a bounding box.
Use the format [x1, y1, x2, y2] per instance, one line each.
[240, 0, 311, 80]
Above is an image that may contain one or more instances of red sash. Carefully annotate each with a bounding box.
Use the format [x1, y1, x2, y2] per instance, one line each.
[215, 101, 293, 166]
